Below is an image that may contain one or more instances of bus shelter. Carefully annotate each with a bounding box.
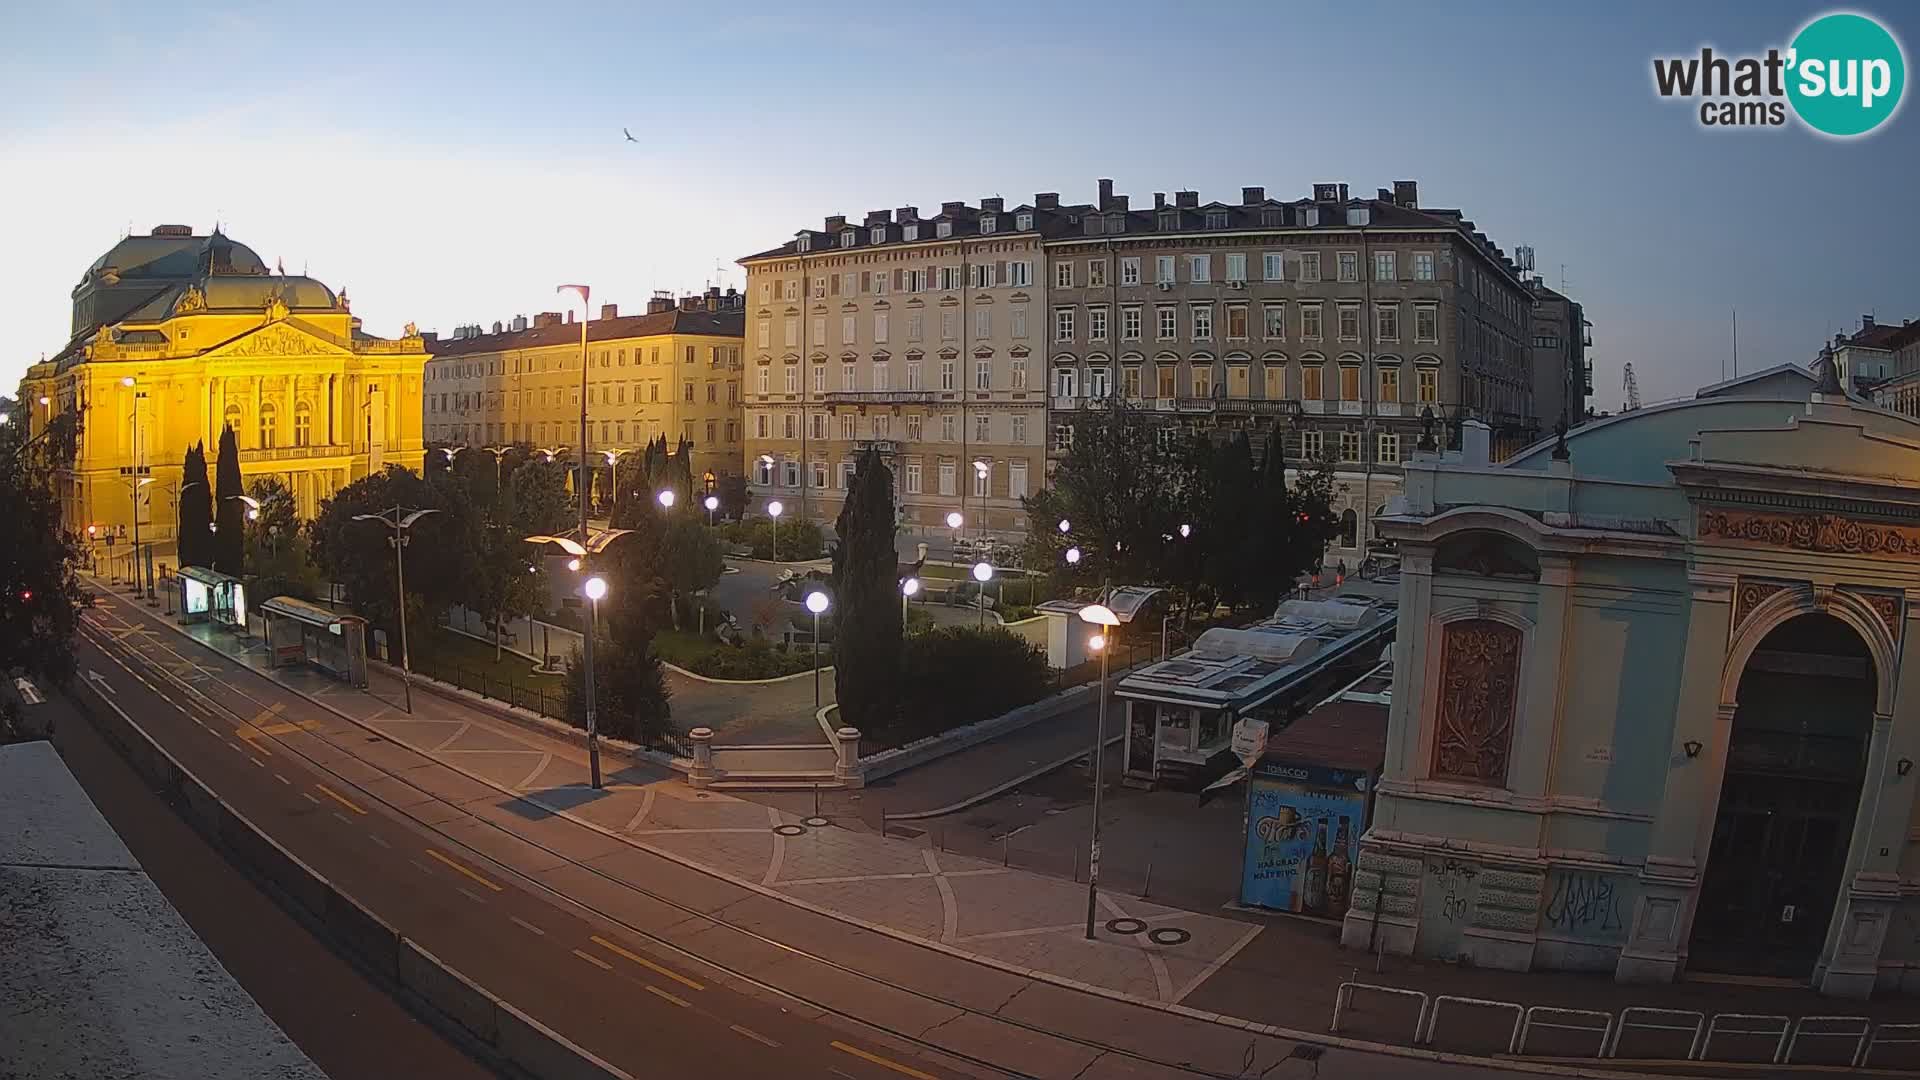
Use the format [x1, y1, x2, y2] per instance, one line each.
[176, 566, 248, 631]
[260, 596, 368, 687]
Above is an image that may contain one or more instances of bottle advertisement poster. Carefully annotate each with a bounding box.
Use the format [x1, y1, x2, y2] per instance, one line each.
[1240, 760, 1370, 917]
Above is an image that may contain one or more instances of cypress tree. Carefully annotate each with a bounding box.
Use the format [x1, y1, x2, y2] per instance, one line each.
[213, 424, 244, 575]
[831, 447, 902, 738]
[178, 442, 213, 568]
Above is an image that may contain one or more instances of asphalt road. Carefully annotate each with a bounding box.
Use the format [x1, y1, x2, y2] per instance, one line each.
[68, 612, 985, 1080]
[48, 690, 498, 1080]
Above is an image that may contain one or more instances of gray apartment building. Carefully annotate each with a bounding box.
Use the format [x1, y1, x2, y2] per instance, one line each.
[1044, 179, 1542, 561]
[1529, 280, 1591, 429]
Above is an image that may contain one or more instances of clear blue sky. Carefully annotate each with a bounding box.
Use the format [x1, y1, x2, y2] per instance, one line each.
[4, 1, 1913, 405]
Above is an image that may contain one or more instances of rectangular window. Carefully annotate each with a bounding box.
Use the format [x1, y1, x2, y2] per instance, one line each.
[1054, 307, 1075, 342]
[973, 459, 990, 497]
[843, 272, 858, 296]
[1052, 423, 1073, 451]
[756, 413, 769, 439]
[1263, 363, 1285, 400]
[1303, 364, 1324, 400]
[1378, 431, 1400, 464]
[1300, 252, 1321, 282]
[1226, 305, 1249, 340]
[1339, 365, 1361, 400]
[940, 360, 956, 391]
[1191, 364, 1213, 399]
[1121, 306, 1142, 341]
[1191, 305, 1213, 341]
[1379, 366, 1400, 402]
[905, 460, 923, 493]
[784, 414, 796, 439]
[907, 313, 923, 341]
[941, 265, 962, 291]
[811, 461, 828, 489]
[941, 414, 956, 442]
[757, 367, 770, 395]
[784, 317, 799, 347]
[841, 363, 856, 390]
[906, 360, 923, 390]
[1156, 255, 1176, 283]
[1337, 304, 1360, 342]
[1010, 414, 1027, 443]
[783, 460, 799, 487]
[1088, 366, 1110, 398]
[1156, 364, 1176, 398]
[1010, 357, 1027, 390]
[1263, 303, 1286, 341]
[1089, 306, 1108, 341]
[1157, 305, 1177, 340]
[1374, 251, 1396, 281]
[1225, 253, 1246, 283]
[757, 321, 770, 349]
[784, 366, 799, 394]
[1007, 261, 1032, 287]
[941, 311, 957, 340]
[1413, 252, 1436, 281]
[1376, 303, 1400, 343]
[975, 359, 991, 390]
[974, 413, 990, 444]
[1263, 252, 1283, 281]
[1340, 430, 1361, 462]
[974, 308, 990, 338]
[874, 313, 889, 342]
[938, 461, 956, 495]
[1338, 252, 1359, 282]
[1418, 368, 1438, 403]
[1088, 259, 1107, 287]
[1415, 305, 1438, 343]
[841, 414, 857, 440]
[811, 413, 826, 440]
[1187, 254, 1210, 283]
[1055, 261, 1074, 288]
[873, 362, 889, 391]
[873, 414, 890, 438]
[1121, 366, 1142, 398]
[811, 365, 825, 393]
[842, 315, 856, 343]
[1120, 257, 1140, 286]
[1054, 367, 1078, 399]
[1009, 461, 1028, 499]
[903, 414, 923, 441]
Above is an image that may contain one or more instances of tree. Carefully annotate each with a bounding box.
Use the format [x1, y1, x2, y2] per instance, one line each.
[213, 424, 244, 575]
[893, 626, 1050, 746]
[561, 593, 672, 746]
[243, 477, 319, 602]
[1289, 449, 1342, 573]
[831, 447, 902, 736]
[716, 472, 748, 521]
[0, 405, 84, 687]
[507, 457, 574, 538]
[469, 508, 546, 660]
[177, 442, 212, 569]
[1021, 398, 1182, 586]
[307, 464, 477, 650]
[658, 516, 723, 629]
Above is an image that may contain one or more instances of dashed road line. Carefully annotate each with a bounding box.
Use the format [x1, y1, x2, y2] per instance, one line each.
[572, 949, 613, 971]
[248, 756, 266, 768]
[729, 1024, 779, 1048]
[425, 848, 503, 892]
[300, 792, 322, 806]
[644, 985, 689, 1008]
[831, 1041, 937, 1080]
[410, 859, 436, 877]
[509, 915, 546, 936]
[314, 783, 368, 815]
[456, 886, 489, 904]
[274, 773, 292, 786]
[367, 833, 392, 850]
[590, 934, 705, 991]
[331, 811, 355, 827]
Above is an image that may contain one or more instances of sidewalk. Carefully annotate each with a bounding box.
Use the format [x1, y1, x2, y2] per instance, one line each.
[89, 582, 1920, 1075]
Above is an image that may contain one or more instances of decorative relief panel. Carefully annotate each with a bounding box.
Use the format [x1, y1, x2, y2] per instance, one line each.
[1431, 619, 1523, 786]
[1844, 589, 1903, 645]
[1700, 509, 1920, 561]
[1732, 579, 1789, 636]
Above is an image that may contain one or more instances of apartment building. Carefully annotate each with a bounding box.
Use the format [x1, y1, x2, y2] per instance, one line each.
[1529, 280, 1591, 428]
[738, 197, 1080, 536]
[1044, 179, 1542, 561]
[424, 288, 745, 488]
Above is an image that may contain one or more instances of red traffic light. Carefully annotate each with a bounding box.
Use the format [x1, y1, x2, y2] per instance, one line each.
[19, 590, 31, 602]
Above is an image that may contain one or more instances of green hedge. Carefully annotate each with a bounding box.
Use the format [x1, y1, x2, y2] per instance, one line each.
[719, 517, 825, 561]
[881, 625, 1050, 746]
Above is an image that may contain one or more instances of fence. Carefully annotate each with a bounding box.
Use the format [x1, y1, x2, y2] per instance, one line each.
[1050, 638, 1153, 694]
[409, 653, 692, 759]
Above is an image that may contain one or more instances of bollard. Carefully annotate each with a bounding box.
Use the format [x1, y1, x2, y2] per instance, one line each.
[1002, 835, 1010, 866]
[880, 809, 888, 838]
[1140, 860, 1153, 899]
[812, 784, 820, 818]
[1073, 846, 1081, 884]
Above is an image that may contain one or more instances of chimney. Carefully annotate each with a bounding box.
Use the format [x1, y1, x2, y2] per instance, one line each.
[1377, 188, 1392, 201]
[1097, 178, 1114, 210]
[419, 331, 437, 344]
[864, 209, 891, 226]
[897, 205, 918, 222]
[980, 197, 1004, 213]
[533, 312, 561, 329]
[1393, 180, 1419, 208]
[1112, 194, 1129, 212]
[1175, 190, 1198, 209]
[1338, 183, 1350, 201]
[599, 303, 619, 321]
[491, 320, 504, 334]
[647, 290, 674, 315]
[1034, 192, 1059, 210]
[512, 314, 528, 332]
[565, 310, 575, 324]
[1863, 314, 1876, 329]
[705, 286, 721, 312]
[1154, 193, 1167, 210]
[680, 295, 699, 312]
[1313, 182, 1341, 202]
[825, 214, 846, 232]
[1241, 186, 1264, 205]
[940, 201, 966, 216]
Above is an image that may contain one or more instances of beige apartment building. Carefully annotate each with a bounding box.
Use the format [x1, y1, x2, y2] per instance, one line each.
[738, 197, 1078, 537]
[424, 289, 745, 489]
[1045, 179, 1543, 563]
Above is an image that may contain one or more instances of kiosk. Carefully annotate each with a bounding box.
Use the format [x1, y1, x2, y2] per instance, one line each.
[176, 566, 248, 631]
[260, 596, 369, 687]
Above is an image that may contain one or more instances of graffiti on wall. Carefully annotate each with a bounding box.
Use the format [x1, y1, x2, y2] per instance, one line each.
[1427, 858, 1479, 923]
[1543, 869, 1630, 942]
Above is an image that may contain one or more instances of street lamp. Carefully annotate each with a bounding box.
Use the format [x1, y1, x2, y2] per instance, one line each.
[351, 507, 440, 715]
[972, 560, 993, 628]
[946, 510, 964, 558]
[1077, 602, 1122, 940]
[767, 499, 784, 564]
[557, 282, 605, 790]
[901, 575, 920, 625]
[1057, 518, 1071, 534]
[1179, 522, 1192, 539]
[601, 448, 630, 512]
[703, 493, 719, 526]
[118, 375, 151, 596]
[805, 590, 830, 708]
[1065, 546, 1082, 565]
[657, 489, 676, 511]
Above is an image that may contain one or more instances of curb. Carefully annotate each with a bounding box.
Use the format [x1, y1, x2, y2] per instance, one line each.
[91, 586, 1694, 1080]
[64, 656, 633, 1080]
[882, 731, 1127, 822]
[662, 659, 834, 686]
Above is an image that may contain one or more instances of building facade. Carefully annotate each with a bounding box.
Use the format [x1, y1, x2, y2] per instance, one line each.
[1343, 361, 1920, 998]
[739, 199, 1076, 537]
[423, 289, 745, 491]
[18, 226, 427, 562]
[1528, 281, 1591, 428]
[1044, 180, 1543, 563]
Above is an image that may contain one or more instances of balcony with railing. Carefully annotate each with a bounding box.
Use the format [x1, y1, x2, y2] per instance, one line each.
[237, 442, 355, 464]
[821, 390, 938, 405]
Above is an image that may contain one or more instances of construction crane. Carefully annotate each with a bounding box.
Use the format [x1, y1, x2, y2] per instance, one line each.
[1622, 362, 1642, 412]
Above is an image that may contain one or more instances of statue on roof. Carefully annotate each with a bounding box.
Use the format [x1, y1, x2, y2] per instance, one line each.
[334, 286, 351, 312]
[402, 321, 419, 339]
[174, 284, 205, 314]
[264, 294, 289, 323]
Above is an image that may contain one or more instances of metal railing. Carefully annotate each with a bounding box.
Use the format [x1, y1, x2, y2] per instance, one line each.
[410, 652, 692, 758]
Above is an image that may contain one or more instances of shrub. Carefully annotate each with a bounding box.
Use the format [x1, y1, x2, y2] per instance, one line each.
[886, 626, 1050, 746]
[728, 516, 825, 561]
[680, 638, 828, 680]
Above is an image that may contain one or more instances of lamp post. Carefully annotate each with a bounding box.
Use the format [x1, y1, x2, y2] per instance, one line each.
[972, 560, 993, 628]
[946, 510, 964, 560]
[351, 507, 440, 715]
[121, 376, 150, 597]
[1077, 602, 1121, 940]
[971, 460, 989, 545]
[584, 574, 608, 739]
[767, 499, 784, 564]
[901, 576, 919, 627]
[603, 448, 631, 513]
[657, 489, 676, 511]
[703, 493, 719, 526]
[805, 590, 830, 709]
[557, 283, 602, 790]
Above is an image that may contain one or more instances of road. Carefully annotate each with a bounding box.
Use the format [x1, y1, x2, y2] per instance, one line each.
[68, 604, 988, 1080]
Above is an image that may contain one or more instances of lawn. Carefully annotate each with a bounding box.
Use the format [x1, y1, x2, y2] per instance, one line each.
[414, 626, 562, 686]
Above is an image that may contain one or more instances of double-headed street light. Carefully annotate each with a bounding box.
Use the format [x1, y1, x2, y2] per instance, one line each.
[1077, 602, 1122, 940]
[805, 590, 830, 708]
[351, 507, 440, 715]
[767, 499, 784, 564]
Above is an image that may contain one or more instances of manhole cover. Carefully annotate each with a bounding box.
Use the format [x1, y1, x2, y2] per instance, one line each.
[772, 824, 807, 837]
[1105, 918, 1147, 935]
[1147, 927, 1191, 946]
[802, 816, 830, 828]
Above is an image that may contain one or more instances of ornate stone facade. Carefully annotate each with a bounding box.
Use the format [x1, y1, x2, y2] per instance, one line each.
[1430, 619, 1521, 786]
[1701, 508, 1920, 561]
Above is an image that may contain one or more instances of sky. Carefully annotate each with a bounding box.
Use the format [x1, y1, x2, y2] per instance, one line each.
[3, 1, 1915, 406]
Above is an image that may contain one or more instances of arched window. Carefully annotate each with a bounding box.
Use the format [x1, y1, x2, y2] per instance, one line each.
[258, 401, 277, 449]
[1340, 507, 1358, 548]
[293, 402, 312, 447]
[223, 402, 242, 440]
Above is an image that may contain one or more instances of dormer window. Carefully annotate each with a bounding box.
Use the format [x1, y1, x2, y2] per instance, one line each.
[936, 221, 953, 238]
[870, 226, 886, 244]
[1107, 213, 1125, 233]
[1302, 207, 1321, 227]
[1205, 210, 1229, 229]
[1261, 208, 1285, 227]
[840, 229, 856, 248]
[980, 215, 997, 234]
[1346, 207, 1371, 226]
[904, 223, 920, 241]
[1158, 212, 1179, 231]
[1016, 212, 1033, 230]
[797, 235, 812, 252]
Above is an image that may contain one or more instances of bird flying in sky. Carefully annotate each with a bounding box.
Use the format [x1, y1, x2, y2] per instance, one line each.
[623, 127, 636, 142]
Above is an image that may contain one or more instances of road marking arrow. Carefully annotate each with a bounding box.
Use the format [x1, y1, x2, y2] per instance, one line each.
[85, 669, 117, 697]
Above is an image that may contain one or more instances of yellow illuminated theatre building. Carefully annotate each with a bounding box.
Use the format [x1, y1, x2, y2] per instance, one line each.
[18, 226, 428, 570]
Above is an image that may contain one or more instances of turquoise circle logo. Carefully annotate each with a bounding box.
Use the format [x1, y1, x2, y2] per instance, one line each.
[1787, 12, 1906, 137]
